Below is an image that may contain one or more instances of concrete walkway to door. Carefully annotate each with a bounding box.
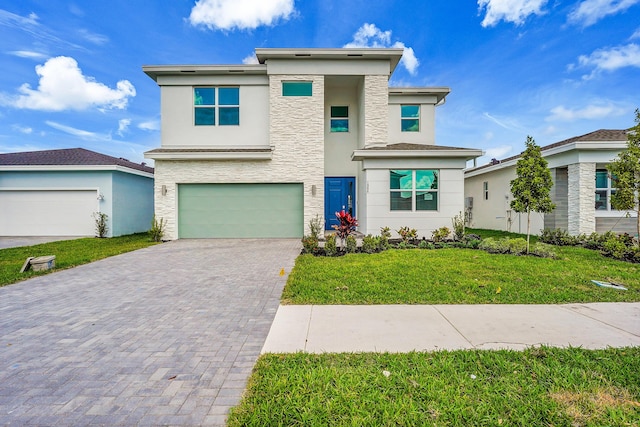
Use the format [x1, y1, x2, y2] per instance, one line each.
[0, 239, 300, 426]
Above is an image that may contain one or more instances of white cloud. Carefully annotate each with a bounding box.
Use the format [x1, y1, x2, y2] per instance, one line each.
[630, 27, 640, 40]
[7, 50, 47, 60]
[11, 124, 33, 134]
[138, 120, 160, 131]
[343, 23, 420, 75]
[77, 28, 109, 45]
[4, 56, 135, 111]
[242, 53, 259, 64]
[117, 118, 131, 136]
[482, 112, 525, 131]
[568, 0, 640, 27]
[573, 43, 640, 79]
[546, 103, 628, 121]
[189, 0, 295, 30]
[46, 120, 107, 140]
[477, 0, 548, 27]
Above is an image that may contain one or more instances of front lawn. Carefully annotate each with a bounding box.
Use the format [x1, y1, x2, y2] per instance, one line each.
[0, 234, 158, 287]
[228, 347, 640, 426]
[282, 246, 640, 304]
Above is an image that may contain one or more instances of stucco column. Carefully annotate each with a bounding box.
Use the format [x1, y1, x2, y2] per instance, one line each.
[567, 162, 595, 236]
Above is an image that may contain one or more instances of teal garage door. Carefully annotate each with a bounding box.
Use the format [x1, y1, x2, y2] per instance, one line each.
[178, 183, 304, 238]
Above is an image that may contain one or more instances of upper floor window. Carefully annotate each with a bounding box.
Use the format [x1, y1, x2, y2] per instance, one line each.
[595, 169, 618, 211]
[483, 181, 489, 200]
[282, 81, 312, 96]
[330, 106, 349, 132]
[401, 105, 420, 132]
[390, 169, 438, 211]
[194, 87, 239, 126]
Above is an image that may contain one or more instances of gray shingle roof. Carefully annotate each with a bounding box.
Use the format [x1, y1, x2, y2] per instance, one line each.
[361, 143, 477, 151]
[471, 129, 628, 171]
[0, 148, 154, 174]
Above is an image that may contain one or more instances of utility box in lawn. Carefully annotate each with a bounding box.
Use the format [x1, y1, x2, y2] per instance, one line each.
[27, 255, 56, 272]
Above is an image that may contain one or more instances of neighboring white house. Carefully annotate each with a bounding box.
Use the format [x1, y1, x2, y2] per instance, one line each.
[143, 48, 482, 239]
[0, 148, 154, 237]
[464, 129, 637, 236]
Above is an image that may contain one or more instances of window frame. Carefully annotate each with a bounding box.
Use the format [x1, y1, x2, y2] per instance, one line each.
[330, 106, 349, 133]
[389, 169, 439, 212]
[401, 105, 420, 132]
[193, 87, 240, 127]
[483, 181, 489, 200]
[595, 169, 618, 212]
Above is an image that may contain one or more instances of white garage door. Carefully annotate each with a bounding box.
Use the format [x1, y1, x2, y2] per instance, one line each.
[0, 190, 97, 236]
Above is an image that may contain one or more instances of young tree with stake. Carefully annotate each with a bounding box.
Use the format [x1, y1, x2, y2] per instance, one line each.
[510, 136, 555, 253]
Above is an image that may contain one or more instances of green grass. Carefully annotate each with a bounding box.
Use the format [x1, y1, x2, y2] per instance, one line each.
[228, 347, 640, 426]
[282, 245, 640, 304]
[467, 227, 539, 243]
[0, 234, 158, 287]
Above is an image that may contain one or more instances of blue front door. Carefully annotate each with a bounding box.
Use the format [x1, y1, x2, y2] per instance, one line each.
[325, 177, 356, 230]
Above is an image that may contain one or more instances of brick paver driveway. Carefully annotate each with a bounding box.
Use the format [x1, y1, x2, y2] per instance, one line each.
[0, 239, 301, 426]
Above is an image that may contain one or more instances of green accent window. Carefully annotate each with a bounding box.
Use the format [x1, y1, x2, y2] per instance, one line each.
[282, 81, 312, 96]
[390, 169, 438, 211]
[401, 105, 420, 132]
[194, 87, 239, 126]
[330, 106, 349, 132]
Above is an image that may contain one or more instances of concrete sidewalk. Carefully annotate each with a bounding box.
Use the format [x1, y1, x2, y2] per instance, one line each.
[262, 303, 640, 353]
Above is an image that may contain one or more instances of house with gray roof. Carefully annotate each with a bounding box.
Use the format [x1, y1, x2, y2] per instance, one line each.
[0, 148, 154, 237]
[464, 129, 636, 236]
[143, 47, 482, 239]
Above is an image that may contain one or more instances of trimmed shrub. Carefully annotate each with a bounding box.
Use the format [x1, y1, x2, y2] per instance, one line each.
[345, 235, 357, 253]
[361, 235, 379, 254]
[324, 234, 338, 256]
[418, 240, 434, 249]
[301, 235, 319, 254]
[530, 242, 557, 258]
[397, 226, 417, 243]
[508, 238, 528, 255]
[432, 226, 451, 242]
[452, 211, 465, 240]
[479, 237, 510, 254]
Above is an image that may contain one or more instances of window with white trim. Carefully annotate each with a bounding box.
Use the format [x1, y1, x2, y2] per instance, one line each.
[483, 181, 489, 200]
[595, 169, 618, 211]
[401, 105, 420, 132]
[390, 170, 438, 211]
[330, 106, 349, 132]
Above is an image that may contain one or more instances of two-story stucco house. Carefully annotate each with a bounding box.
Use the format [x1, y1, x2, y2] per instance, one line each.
[143, 48, 482, 239]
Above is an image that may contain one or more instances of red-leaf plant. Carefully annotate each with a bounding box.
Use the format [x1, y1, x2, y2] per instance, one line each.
[332, 210, 358, 246]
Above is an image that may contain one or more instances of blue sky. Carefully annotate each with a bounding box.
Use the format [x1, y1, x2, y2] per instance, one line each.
[1, 0, 639, 165]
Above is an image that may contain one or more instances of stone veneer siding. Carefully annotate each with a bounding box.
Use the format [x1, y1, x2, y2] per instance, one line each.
[567, 162, 595, 235]
[154, 75, 325, 240]
[363, 75, 389, 147]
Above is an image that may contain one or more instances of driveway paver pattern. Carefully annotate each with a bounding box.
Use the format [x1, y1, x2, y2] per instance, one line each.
[0, 239, 300, 426]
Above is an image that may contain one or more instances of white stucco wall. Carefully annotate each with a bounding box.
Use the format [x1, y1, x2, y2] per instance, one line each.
[388, 95, 437, 145]
[324, 82, 359, 176]
[464, 166, 545, 235]
[159, 77, 270, 148]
